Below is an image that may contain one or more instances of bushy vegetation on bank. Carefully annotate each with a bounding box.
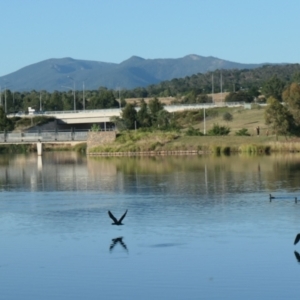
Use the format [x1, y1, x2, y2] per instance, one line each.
[88, 129, 300, 155]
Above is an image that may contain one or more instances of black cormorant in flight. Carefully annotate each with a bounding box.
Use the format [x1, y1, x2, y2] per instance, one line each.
[294, 233, 300, 245]
[108, 210, 128, 225]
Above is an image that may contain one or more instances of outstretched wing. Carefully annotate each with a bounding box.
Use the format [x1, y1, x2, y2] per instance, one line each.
[294, 233, 300, 245]
[119, 210, 128, 223]
[108, 211, 118, 223]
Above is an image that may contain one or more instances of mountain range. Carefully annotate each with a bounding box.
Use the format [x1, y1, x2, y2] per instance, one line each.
[0, 55, 267, 92]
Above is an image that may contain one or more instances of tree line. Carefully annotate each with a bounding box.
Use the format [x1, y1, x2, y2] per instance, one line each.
[0, 88, 122, 114]
[120, 64, 300, 101]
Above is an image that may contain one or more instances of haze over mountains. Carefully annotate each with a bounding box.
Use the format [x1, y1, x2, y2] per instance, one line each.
[0, 55, 267, 92]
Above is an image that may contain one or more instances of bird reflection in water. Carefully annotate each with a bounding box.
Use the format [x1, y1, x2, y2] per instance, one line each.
[294, 251, 300, 263]
[109, 237, 128, 253]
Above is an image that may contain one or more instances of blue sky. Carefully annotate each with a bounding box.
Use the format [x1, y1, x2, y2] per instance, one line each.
[1, 0, 300, 76]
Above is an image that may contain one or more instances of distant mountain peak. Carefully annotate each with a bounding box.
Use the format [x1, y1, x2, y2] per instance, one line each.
[0, 54, 266, 91]
[185, 54, 202, 60]
[128, 55, 145, 60]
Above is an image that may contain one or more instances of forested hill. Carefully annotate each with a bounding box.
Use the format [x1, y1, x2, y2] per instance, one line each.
[0, 55, 264, 92]
[122, 64, 300, 98]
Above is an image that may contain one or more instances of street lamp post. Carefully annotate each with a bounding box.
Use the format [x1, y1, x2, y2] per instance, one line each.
[204, 106, 206, 135]
[39, 92, 42, 111]
[83, 82, 85, 110]
[3, 80, 9, 113]
[4, 86, 7, 113]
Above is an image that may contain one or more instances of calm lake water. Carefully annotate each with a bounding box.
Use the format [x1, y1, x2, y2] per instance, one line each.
[1, 152, 300, 299]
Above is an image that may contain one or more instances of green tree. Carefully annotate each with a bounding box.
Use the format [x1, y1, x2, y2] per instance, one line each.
[110, 116, 127, 131]
[261, 75, 285, 101]
[0, 106, 13, 131]
[121, 103, 137, 129]
[292, 72, 300, 83]
[87, 89, 119, 109]
[282, 82, 300, 126]
[225, 91, 253, 103]
[156, 110, 171, 129]
[148, 97, 164, 124]
[61, 92, 73, 111]
[48, 91, 63, 111]
[137, 99, 151, 128]
[264, 96, 293, 139]
[4, 89, 14, 113]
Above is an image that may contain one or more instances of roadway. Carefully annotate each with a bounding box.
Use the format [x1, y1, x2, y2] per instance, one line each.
[8, 102, 246, 125]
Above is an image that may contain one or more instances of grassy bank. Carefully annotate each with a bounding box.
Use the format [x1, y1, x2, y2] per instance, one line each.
[89, 105, 300, 155]
[88, 130, 300, 155]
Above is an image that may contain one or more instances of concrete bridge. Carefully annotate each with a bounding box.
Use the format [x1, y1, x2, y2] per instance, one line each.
[8, 102, 246, 125]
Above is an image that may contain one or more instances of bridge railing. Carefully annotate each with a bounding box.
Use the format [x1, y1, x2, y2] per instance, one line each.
[7, 102, 248, 118]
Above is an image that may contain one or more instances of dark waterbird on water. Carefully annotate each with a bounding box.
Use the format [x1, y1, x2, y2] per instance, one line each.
[108, 210, 128, 225]
[269, 194, 275, 201]
[294, 233, 300, 245]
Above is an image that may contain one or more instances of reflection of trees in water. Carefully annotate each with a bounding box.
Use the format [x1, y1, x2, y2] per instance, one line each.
[2, 152, 300, 192]
[89, 153, 300, 195]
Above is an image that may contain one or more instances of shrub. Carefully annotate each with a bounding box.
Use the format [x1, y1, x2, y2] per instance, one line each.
[185, 126, 204, 136]
[223, 112, 233, 122]
[235, 128, 251, 136]
[207, 124, 230, 136]
[91, 124, 100, 132]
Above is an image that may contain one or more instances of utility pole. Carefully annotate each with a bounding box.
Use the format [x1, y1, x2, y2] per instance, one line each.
[220, 71, 223, 102]
[204, 107, 206, 135]
[5, 85, 7, 113]
[83, 82, 85, 110]
[211, 74, 214, 104]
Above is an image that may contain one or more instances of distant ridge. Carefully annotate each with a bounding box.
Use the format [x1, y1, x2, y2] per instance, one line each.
[0, 55, 267, 92]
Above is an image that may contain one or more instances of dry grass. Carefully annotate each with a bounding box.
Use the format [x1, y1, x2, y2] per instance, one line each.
[89, 103, 300, 154]
[125, 94, 266, 135]
[200, 106, 267, 136]
[125, 92, 230, 106]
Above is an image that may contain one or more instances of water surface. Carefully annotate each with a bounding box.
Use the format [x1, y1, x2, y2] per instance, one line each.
[1, 153, 300, 299]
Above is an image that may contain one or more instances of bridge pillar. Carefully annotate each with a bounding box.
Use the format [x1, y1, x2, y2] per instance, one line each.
[37, 141, 42, 156]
